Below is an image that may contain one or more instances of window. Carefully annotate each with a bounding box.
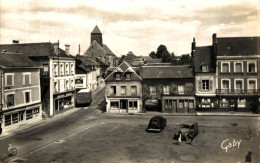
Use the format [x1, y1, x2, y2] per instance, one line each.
[60, 63, 64, 76]
[235, 79, 243, 92]
[248, 62, 256, 73]
[65, 63, 69, 75]
[43, 64, 49, 75]
[115, 73, 121, 80]
[179, 100, 184, 108]
[202, 65, 209, 72]
[70, 63, 74, 74]
[129, 101, 138, 110]
[26, 109, 33, 120]
[24, 91, 31, 103]
[221, 62, 230, 73]
[220, 98, 229, 108]
[12, 113, 18, 124]
[234, 62, 243, 73]
[121, 86, 126, 95]
[110, 86, 116, 95]
[33, 108, 40, 114]
[222, 80, 230, 89]
[110, 101, 119, 109]
[150, 86, 156, 95]
[71, 79, 74, 89]
[53, 63, 58, 76]
[178, 85, 184, 94]
[54, 81, 58, 92]
[5, 115, 11, 126]
[131, 86, 137, 95]
[125, 73, 131, 80]
[202, 80, 209, 90]
[248, 79, 256, 90]
[6, 94, 14, 107]
[163, 85, 170, 95]
[66, 80, 69, 90]
[237, 98, 246, 108]
[23, 73, 31, 85]
[5, 73, 14, 86]
[165, 99, 172, 109]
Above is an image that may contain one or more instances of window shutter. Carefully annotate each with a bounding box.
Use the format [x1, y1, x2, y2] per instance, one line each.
[7, 75, 12, 86]
[209, 80, 213, 90]
[198, 80, 202, 90]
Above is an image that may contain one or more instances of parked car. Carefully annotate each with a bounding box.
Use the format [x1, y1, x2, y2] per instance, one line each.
[173, 122, 198, 141]
[146, 116, 167, 132]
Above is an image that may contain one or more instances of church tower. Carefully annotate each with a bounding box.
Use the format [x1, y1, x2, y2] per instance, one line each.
[91, 25, 103, 46]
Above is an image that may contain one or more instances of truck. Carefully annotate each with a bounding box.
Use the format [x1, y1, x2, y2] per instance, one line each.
[75, 89, 92, 107]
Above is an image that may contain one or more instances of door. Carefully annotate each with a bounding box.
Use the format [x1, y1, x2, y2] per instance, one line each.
[120, 100, 128, 112]
[172, 100, 177, 113]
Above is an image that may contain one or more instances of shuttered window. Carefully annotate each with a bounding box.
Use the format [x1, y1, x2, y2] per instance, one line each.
[6, 74, 13, 86]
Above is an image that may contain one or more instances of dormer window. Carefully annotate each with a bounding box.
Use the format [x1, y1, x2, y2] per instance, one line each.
[115, 73, 121, 80]
[125, 73, 131, 80]
[202, 64, 209, 72]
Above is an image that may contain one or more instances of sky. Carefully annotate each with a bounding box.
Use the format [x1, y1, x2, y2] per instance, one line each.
[0, 0, 259, 57]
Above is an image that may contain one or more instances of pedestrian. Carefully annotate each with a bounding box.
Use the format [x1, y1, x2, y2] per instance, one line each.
[177, 131, 182, 146]
[187, 132, 195, 146]
[7, 144, 13, 156]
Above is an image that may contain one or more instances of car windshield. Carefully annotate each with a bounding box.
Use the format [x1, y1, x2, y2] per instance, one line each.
[150, 120, 159, 125]
[181, 124, 190, 128]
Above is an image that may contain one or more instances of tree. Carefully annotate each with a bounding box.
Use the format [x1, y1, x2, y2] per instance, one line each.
[149, 51, 157, 59]
[179, 54, 192, 65]
[156, 45, 172, 63]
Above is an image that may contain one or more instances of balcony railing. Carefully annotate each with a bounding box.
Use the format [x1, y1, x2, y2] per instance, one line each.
[217, 89, 260, 95]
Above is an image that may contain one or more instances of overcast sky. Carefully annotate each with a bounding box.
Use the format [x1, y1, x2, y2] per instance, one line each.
[0, 0, 259, 56]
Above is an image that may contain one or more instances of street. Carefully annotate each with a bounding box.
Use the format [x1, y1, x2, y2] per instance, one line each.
[1, 88, 260, 163]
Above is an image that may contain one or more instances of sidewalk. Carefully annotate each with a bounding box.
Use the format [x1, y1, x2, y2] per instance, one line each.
[104, 111, 260, 117]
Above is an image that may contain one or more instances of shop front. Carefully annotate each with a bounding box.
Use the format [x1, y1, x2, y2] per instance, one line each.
[162, 96, 195, 113]
[1, 103, 42, 134]
[107, 98, 142, 113]
[54, 91, 75, 114]
[196, 96, 217, 111]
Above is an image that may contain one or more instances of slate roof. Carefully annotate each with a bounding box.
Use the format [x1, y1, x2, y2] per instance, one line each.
[216, 37, 260, 56]
[102, 44, 115, 56]
[91, 25, 102, 34]
[0, 52, 38, 68]
[0, 42, 71, 57]
[194, 46, 215, 73]
[76, 56, 100, 73]
[105, 61, 142, 82]
[141, 65, 194, 79]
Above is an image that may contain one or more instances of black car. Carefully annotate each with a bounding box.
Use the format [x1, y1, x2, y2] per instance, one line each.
[146, 116, 167, 132]
[173, 122, 198, 141]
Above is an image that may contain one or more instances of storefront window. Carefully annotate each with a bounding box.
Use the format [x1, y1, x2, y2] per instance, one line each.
[129, 101, 137, 110]
[33, 108, 40, 114]
[179, 100, 184, 108]
[220, 98, 229, 108]
[150, 86, 156, 95]
[5, 115, 11, 126]
[12, 113, 18, 124]
[237, 98, 246, 108]
[26, 110, 33, 120]
[111, 101, 119, 109]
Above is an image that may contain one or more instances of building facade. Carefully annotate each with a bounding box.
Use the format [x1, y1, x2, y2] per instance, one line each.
[215, 35, 260, 112]
[0, 42, 76, 116]
[105, 62, 143, 113]
[192, 38, 217, 111]
[0, 53, 42, 134]
[141, 65, 195, 113]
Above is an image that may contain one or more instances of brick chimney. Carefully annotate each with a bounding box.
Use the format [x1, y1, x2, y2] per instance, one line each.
[65, 44, 70, 55]
[212, 33, 217, 56]
[191, 37, 196, 58]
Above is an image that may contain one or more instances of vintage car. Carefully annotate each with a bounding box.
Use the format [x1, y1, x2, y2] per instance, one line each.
[146, 116, 167, 132]
[173, 122, 198, 141]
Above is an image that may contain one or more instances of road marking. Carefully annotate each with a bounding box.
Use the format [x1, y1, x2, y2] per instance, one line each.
[107, 125, 119, 134]
[16, 122, 104, 159]
[125, 126, 135, 134]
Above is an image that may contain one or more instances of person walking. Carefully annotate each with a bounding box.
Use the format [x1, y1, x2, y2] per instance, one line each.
[177, 131, 182, 146]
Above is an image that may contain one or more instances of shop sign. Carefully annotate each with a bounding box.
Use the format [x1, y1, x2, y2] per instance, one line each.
[75, 74, 87, 88]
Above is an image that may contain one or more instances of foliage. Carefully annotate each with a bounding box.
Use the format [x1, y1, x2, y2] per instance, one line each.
[118, 55, 126, 65]
[149, 51, 157, 59]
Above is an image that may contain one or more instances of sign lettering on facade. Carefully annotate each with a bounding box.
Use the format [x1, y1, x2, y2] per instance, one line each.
[75, 74, 87, 88]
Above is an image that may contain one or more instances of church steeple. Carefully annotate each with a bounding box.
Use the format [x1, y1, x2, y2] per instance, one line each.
[91, 25, 103, 46]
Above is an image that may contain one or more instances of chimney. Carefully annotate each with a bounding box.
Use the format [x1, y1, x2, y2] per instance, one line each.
[13, 40, 19, 44]
[65, 44, 70, 55]
[191, 37, 196, 56]
[53, 41, 59, 55]
[212, 33, 217, 56]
